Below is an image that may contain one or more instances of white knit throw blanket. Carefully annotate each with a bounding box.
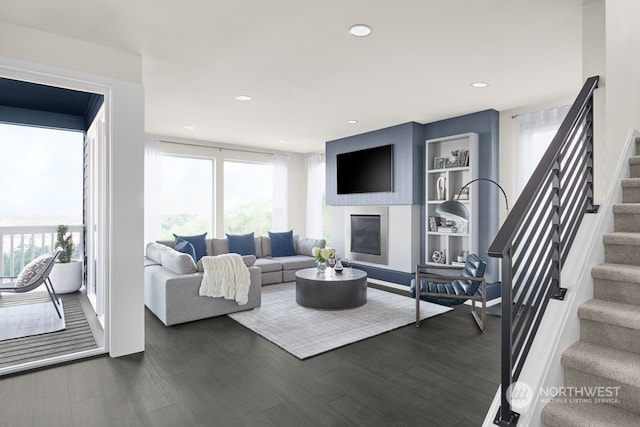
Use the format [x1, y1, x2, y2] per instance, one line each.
[199, 254, 251, 305]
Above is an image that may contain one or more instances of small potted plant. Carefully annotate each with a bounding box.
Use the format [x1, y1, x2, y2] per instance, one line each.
[456, 250, 466, 263]
[49, 225, 83, 293]
[447, 150, 460, 167]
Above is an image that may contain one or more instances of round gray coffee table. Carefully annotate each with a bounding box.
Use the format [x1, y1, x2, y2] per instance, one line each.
[295, 268, 368, 309]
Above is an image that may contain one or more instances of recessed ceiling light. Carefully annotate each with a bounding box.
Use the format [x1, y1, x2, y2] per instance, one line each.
[471, 82, 489, 88]
[183, 125, 195, 130]
[235, 95, 252, 101]
[279, 139, 287, 144]
[349, 24, 372, 37]
[346, 120, 358, 124]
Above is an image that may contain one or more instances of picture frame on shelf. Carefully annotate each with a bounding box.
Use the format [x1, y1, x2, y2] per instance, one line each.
[445, 157, 459, 168]
[433, 157, 445, 169]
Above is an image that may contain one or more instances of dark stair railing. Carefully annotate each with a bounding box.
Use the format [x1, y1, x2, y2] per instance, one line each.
[489, 76, 600, 426]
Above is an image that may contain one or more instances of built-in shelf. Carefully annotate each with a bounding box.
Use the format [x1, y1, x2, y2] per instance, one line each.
[425, 132, 479, 266]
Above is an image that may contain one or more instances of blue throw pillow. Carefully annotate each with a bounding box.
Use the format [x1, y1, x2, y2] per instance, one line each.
[174, 237, 197, 262]
[269, 230, 296, 257]
[226, 232, 256, 256]
[173, 232, 207, 261]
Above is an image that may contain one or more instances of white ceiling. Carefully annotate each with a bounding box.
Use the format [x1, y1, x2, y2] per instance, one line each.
[0, 0, 584, 153]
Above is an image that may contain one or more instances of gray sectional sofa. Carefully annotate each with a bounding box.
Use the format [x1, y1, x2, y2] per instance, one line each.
[144, 234, 325, 326]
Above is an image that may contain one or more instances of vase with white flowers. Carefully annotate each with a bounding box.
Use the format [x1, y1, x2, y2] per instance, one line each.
[312, 246, 335, 274]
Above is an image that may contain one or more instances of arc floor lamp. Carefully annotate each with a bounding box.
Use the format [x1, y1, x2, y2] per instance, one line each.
[436, 178, 509, 221]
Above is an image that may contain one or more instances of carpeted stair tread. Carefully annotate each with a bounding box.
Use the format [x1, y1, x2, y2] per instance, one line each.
[592, 263, 640, 282]
[621, 178, 640, 188]
[603, 232, 640, 246]
[578, 299, 640, 329]
[630, 156, 640, 165]
[542, 400, 640, 427]
[613, 203, 640, 213]
[562, 341, 640, 386]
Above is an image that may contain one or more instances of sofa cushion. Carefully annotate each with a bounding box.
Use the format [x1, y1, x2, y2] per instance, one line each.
[254, 257, 282, 273]
[146, 242, 170, 264]
[269, 230, 297, 257]
[173, 233, 207, 261]
[174, 238, 197, 261]
[161, 248, 197, 275]
[276, 255, 317, 271]
[226, 232, 256, 256]
[296, 236, 326, 256]
[210, 238, 229, 256]
[197, 254, 256, 272]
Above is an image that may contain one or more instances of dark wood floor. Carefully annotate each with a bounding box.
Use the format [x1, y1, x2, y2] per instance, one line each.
[0, 302, 500, 427]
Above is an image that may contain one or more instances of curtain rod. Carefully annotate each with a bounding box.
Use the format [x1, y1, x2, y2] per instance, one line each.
[158, 139, 275, 156]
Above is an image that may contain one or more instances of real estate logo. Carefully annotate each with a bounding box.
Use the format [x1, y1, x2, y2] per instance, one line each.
[506, 381, 534, 410]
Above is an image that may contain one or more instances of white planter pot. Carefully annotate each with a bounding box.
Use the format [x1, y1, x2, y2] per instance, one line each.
[49, 260, 83, 294]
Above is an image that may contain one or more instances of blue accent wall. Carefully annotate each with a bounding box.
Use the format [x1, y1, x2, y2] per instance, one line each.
[326, 122, 424, 205]
[423, 109, 500, 282]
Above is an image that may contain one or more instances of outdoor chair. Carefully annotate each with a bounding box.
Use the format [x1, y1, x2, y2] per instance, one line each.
[410, 253, 487, 332]
[0, 248, 63, 318]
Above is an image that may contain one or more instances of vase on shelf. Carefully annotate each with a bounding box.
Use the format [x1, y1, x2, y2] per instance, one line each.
[317, 260, 327, 274]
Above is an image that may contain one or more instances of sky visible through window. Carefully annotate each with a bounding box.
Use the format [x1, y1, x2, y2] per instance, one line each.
[0, 123, 83, 226]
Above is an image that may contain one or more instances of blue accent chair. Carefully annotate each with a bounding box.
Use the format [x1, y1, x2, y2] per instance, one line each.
[410, 253, 487, 332]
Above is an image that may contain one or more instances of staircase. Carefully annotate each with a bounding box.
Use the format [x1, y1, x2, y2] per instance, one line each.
[541, 137, 640, 426]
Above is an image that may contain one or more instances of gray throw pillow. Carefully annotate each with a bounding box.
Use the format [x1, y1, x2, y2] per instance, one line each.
[297, 237, 326, 256]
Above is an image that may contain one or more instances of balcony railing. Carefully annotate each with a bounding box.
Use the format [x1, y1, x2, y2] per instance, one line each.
[0, 225, 84, 277]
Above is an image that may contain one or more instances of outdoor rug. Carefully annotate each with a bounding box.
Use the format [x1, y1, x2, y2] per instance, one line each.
[228, 282, 452, 359]
[0, 300, 65, 341]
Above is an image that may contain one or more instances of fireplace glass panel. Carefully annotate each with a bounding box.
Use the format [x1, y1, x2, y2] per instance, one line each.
[350, 215, 381, 256]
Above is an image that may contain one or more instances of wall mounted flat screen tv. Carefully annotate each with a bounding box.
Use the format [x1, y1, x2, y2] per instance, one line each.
[337, 144, 394, 194]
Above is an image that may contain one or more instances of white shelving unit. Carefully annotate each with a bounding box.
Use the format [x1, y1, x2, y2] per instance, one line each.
[425, 132, 479, 266]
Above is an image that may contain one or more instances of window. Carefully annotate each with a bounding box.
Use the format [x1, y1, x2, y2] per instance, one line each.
[515, 105, 569, 196]
[306, 154, 331, 242]
[159, 155, 213, 239]
[224, 161, 272, 235]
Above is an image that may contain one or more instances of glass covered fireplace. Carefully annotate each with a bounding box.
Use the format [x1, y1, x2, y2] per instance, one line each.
[345, 206, 388, 265]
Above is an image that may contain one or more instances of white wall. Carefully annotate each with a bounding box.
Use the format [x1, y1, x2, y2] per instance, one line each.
[0, 23, 145, 358]
[601, 0, 640, 195]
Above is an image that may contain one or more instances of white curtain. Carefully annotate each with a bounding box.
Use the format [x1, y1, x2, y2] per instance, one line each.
[306, 154, 325, 239]
[515, 105, 570, 196]
[144, 139, 162, 246]
[272, 154, 289, 231]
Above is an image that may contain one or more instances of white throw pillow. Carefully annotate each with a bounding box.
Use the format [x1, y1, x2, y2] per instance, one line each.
[15, 254, 52, 287]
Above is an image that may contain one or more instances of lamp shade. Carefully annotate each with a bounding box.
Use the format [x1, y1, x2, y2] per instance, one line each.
[435, 200, 469, 222]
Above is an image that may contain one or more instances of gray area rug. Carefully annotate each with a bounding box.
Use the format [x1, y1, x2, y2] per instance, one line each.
[0, 300, 65, 341]
[229, 282, 452, 359]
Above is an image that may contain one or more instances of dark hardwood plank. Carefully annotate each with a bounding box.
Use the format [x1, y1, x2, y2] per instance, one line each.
[0, 300, 501, 426]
